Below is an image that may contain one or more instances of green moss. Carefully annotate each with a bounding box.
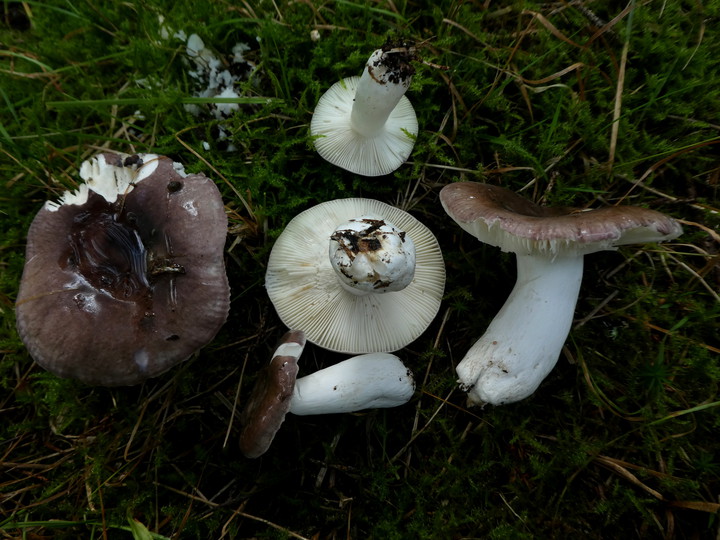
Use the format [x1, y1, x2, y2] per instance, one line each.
[1, 0, 718, 538]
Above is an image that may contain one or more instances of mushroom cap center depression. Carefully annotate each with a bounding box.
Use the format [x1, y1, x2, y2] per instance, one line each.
[64, 192, 182, 306]
[68, 200, 149, 301]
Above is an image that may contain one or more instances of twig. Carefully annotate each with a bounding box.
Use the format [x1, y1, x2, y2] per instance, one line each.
[153, 482, 220, 508]
[175, 129, 256, 220]
[223, 352, 249, 449]
[618, 139, 720, 207]
[664, 251, 720, 303]
[595, 455, 665, 500]
[573, 290, 619, 328]
[234, 511, 310, 540]
[390, 387, 455, 464]
[402, 307, 451, 469]
[608, 1, 635, 169]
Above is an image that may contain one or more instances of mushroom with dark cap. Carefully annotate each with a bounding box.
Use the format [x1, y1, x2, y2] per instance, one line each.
[239, 330, 305, 458]
[310, 40, 418, 176]
[440, 181, 683, 406]
[239, 330, 415, 458]
[15, 153, 230, 386]
[265, 198, 445, 354]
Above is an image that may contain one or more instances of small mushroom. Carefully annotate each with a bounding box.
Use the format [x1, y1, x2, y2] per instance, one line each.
[15, 153, 230, 386]
[239, 330, 415, 458]
[310, 41, 418, 176]
[440, 182, 683, 406]
[265, 198, 445, 353]
[239, 330, 305, 459]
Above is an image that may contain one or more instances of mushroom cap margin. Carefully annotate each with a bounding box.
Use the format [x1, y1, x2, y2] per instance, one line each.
[440, 182, 683, 257]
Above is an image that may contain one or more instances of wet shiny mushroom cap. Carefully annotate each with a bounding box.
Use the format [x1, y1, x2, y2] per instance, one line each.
[440, 182, 683, 257]
[15, 153, 230, 386]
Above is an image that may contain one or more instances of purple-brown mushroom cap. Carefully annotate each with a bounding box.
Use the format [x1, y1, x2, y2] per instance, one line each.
[239, 330, 306, 458]
[15, 153, 230, 386]
[440, 182, 683, 257]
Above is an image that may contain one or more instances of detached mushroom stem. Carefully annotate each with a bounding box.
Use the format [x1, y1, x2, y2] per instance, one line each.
[290, 353, 415, 415]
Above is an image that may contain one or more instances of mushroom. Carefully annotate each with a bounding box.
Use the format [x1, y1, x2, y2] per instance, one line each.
[239, 330, 305, 458]
[265, 198, 445, 353]
[15, 153, 230, 386]
[239, 330, 415, 458]
[440, 182, 683, 406]
[310, 41, 418, 176]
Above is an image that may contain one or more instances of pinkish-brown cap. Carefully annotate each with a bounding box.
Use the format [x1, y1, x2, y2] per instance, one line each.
[15, 153, 230, 386]
[239, 330, 306, 458]
[440, 182, 683, 257]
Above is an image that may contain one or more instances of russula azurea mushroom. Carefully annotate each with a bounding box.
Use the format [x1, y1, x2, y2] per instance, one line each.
[239, 330, 415, 458]
[264, 198, 445, 354]
[440, 182, 683, 406]
[310, 41, 418, 176]
[15, 153, 230, 386]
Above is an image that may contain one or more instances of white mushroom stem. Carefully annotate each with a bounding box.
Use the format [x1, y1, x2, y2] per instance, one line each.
[457, 254, 584, 406]
[310, 48, 418, 176]
[350, 49, 412, 137]
[329, 216, 416, 295]
[289, 353, 415, 415]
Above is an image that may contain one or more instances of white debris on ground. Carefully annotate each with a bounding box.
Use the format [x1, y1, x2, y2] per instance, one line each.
[184, 34, 255, 120]
[154, 16, 257, 151]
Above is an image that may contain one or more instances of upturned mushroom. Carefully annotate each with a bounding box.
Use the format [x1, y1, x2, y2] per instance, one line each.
[265, 198, 445, 353]
[15, 153, 230, 386]
[239, 330, 415, 458]
[310, 40, 418, 176]
[440, 182, 683, 406]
